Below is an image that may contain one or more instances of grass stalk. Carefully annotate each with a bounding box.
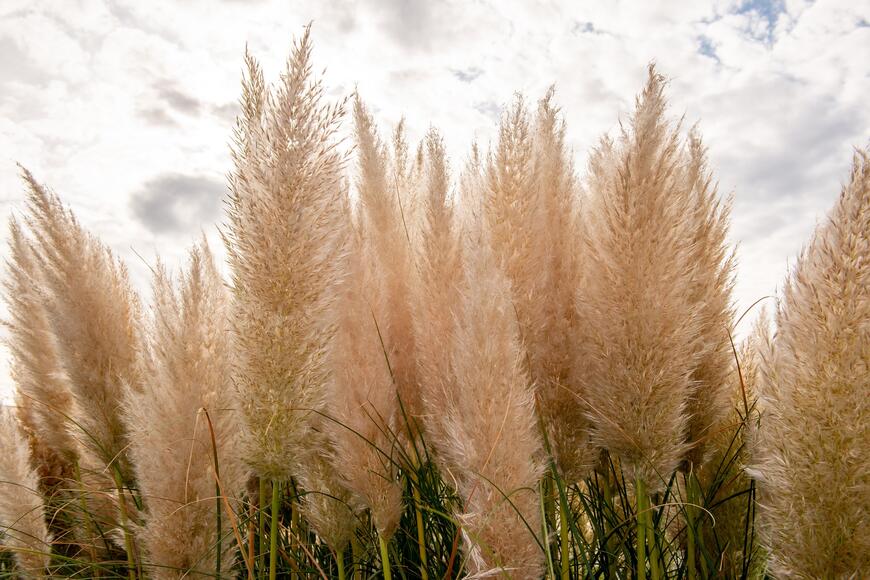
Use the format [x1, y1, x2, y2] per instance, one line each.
[351, 534, 362, 580]
[290, 497, 299, 580]
[540, 477, 557, 579]
[636, 477, 647, 580]
[411, 481, 429, 579]
[685, 474, 697, 580]
[559, 498, 570, 580]
[206, 409, 223, 580]
[259, 478, 267, 577]
[646, 491, 661, 580]
[336, 548, 346, 580]
[111, 469, 137, 580]
[247, 500, 256, 580]
[378, 534, 392, 580]
[269, 481, 280, 580]
[71, 460, 101, 574]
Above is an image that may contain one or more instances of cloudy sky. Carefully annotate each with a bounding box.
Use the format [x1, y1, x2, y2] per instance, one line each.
[0, 0, 868, 398]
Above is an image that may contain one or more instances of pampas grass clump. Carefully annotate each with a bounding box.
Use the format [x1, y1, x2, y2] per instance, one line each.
[752, 150, 869, 578]
[1, 27, 865, 580]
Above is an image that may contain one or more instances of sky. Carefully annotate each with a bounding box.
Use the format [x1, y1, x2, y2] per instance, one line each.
[0, 0, 868, 400]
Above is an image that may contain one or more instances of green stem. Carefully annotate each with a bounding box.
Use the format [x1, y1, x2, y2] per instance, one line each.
[351, 534, 362, 580]
[540, 478, 556, 579]
[258, 479, 267, 578]
[648, 501, 662, 580]
[336, 547, 346, 580]
[378, 534, 392, 580]
[686, 474, 697, 580]
[560, 499, 570, 580]
[599, 475, 617, 579]
[112, 470, 137, 580]
[71, 460, 101, 574]
[412, 482, 428, 579]
[269, 481, 280, 580]
[544, 474, 556, 529]
[290, 498, 298, 580]
[636, 477, 647, 580]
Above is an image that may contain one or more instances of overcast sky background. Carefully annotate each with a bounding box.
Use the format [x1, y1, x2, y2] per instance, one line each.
[0, 0, 868, 399]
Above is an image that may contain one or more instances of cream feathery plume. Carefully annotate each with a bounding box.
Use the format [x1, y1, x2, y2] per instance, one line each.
[3, 218, 77, 471]
[529, 88, 596, 481]
[224, 27, 348, 481]
[327, 226, 403, 539]
[294, 187, 360, 554]
[21, 169, 143, 495]
[125, 243, 246, 579]
[439, 224, 545, 578]
[296, 453, 358, 553]
[752, 150, 869, 578]
[682, 129, 737, 469]
[353, 97, 420, 432]
[0, 406, 51, 578]
[574, 67, 703, 489]
[482, 96, 543, 356]
[412, 128, 463, 452]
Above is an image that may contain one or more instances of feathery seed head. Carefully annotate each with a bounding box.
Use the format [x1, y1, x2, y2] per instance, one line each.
[438, 225, 545, 577]
[226, 27, 348, 481]
[126, 242, 246, 578]
[0, 406, 51, 578]
[574, 66, 705, 489]
[752, 149, 870, 578]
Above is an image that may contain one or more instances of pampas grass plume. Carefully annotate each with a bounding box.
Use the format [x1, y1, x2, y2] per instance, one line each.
[353, 96, 420, 431]
[0, 406, 50, 578]
[682, 130, 737, 468]
[225, 27, 348, 481]
[125, 242, 245, 578]
[753, 149, 870, 578]
[3, 218, 77, 468]
[21, 169, 143, 490]
[575, 67, 702, 488]
[440, 225, 545, 577]
[327, 228, 403, 539]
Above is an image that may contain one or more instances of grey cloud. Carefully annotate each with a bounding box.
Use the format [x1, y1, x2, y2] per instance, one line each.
[138, 106, 177, 127]
[156, 82, 202, 115]
[451, 66, 483, 83]
[211, 102, 240, 123]
[717, 93, 863, 244]
[131, 173, 225, 234]
[366, 0, 434, 49]
[730, 99, 856, 198]
[473, 100, 502, 122]
[139, 82, 210, 127]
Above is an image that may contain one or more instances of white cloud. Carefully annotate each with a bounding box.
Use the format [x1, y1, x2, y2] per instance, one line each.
[0, 0, 867, 397]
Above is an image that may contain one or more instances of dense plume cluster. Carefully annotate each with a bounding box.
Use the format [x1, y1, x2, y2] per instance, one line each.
[0, 29, 866, 580]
